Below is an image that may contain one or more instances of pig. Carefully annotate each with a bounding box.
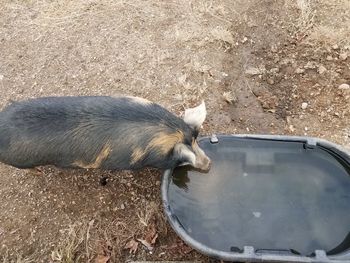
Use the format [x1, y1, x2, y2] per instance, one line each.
[0, 96, 211, 172]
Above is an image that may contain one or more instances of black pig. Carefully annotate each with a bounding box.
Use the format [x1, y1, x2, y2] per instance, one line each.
[0, 96, 211, 171]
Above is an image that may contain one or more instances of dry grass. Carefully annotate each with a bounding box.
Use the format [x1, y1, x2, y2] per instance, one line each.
[295, 0, 315, 31]
[303, 0, 350, 45]
[51, 222, 87, 263]
[47, 201, 167, 262]
[1, 251, 34, 263]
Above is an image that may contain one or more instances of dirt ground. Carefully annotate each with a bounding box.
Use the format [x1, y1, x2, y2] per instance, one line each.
[0, 0, 349, 262]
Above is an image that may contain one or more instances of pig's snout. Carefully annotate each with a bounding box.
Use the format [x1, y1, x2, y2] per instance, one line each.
[191, 141, 211, 171]
[194, 155, 211, 171]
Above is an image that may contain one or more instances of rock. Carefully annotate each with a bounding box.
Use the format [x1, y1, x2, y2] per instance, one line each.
[267, 78, 274, 85]
[270, 67, 279, 74]
[241, 36, 248, 43]
[271, 45, 278, 53]
[332, 44, 339, 50]
[301, 102, 308, 110]
[318, 65, 327, 74]
[338, 83, 350, 90]
[245, 67, 261, 76]
[339, 52, 348, 61]
[252, 86, 265, 97]
[295, 68, 305, 74]
[173, 94, 183, 101]
[326, 55, 333, 61]
[121, 203, 125, 210]
[304, 61, 317, 69]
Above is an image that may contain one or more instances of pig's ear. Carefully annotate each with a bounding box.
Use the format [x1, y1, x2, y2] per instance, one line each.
[183, 101, 207, 129]
[173, 143, 196, 167]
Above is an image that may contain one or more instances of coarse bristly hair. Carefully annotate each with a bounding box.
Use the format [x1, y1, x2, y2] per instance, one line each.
[0, 96, 200, 170]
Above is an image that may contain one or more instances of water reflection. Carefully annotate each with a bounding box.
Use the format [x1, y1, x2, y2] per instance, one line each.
[172, 166, 210, 190]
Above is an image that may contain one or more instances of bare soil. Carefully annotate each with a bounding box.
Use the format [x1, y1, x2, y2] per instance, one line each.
[0, 0, 349, 262]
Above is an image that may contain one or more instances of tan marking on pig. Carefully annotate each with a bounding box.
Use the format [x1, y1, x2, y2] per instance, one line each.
[127, 96, 152, 105]
[130, 147, 146, 164]
[147, 130, 185, 155]
[74, 143, 111, 169]
[130, 131, 185, 165]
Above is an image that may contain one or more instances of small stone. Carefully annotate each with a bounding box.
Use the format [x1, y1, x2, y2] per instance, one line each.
[339, 52, 348, 61]
[0, 75, 3, 80]
[318, 65, 327, 74]
[245, 67, 261, 76]
[332, 44, 339, 50]
[173, 94, 183, 101]
[304, 61, 316, 69]
[267, 78, 274, 85]
[295, 68, 305, 74]
[338, 83, 350, 90]
[120, 203, 125, 210]
[326, 55, 333, 61]
[271, 45, 278, 53]
[241, 36, 248, 43]
[301, 102, 308, 110]
[270, 67, 279, 74]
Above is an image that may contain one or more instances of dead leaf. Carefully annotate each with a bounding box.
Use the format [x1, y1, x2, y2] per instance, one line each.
[137, 238, 153, 251]
[137, 233, 158, 251]
[137, 223, 158, 251]
[95, 255, 110, 263]
[166, 238, 193, 255]
[124, 239, 139, 254]
[223, 91, 237, 104]
[151, 233, 158, 244]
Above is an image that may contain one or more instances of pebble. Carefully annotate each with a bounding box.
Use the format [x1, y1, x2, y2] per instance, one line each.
[295, 68, 305, 74]
[326, 55, 333, 61]
[270, 67, 279, 74]
[332, 44, 339, 50]
[267, 78, 274, 85]
[241, 36, 248, 43]
[304, 61, 316, 69]
[120, 203, 125, 210]
[339, 52, 348, 61]
[338, 83, 350, 90]
[318, 65, 327, 74]
[301, 102, 308, 110]
[271, 45, 278, 53]
[173, 94, 183, 101]
[245, 67, 261, 75]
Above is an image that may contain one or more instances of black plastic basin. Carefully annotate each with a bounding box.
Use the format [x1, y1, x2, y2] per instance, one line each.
[161, 135, 350, 262]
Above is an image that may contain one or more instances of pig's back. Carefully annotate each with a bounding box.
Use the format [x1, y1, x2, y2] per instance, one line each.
[0, 96, 190, 169]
